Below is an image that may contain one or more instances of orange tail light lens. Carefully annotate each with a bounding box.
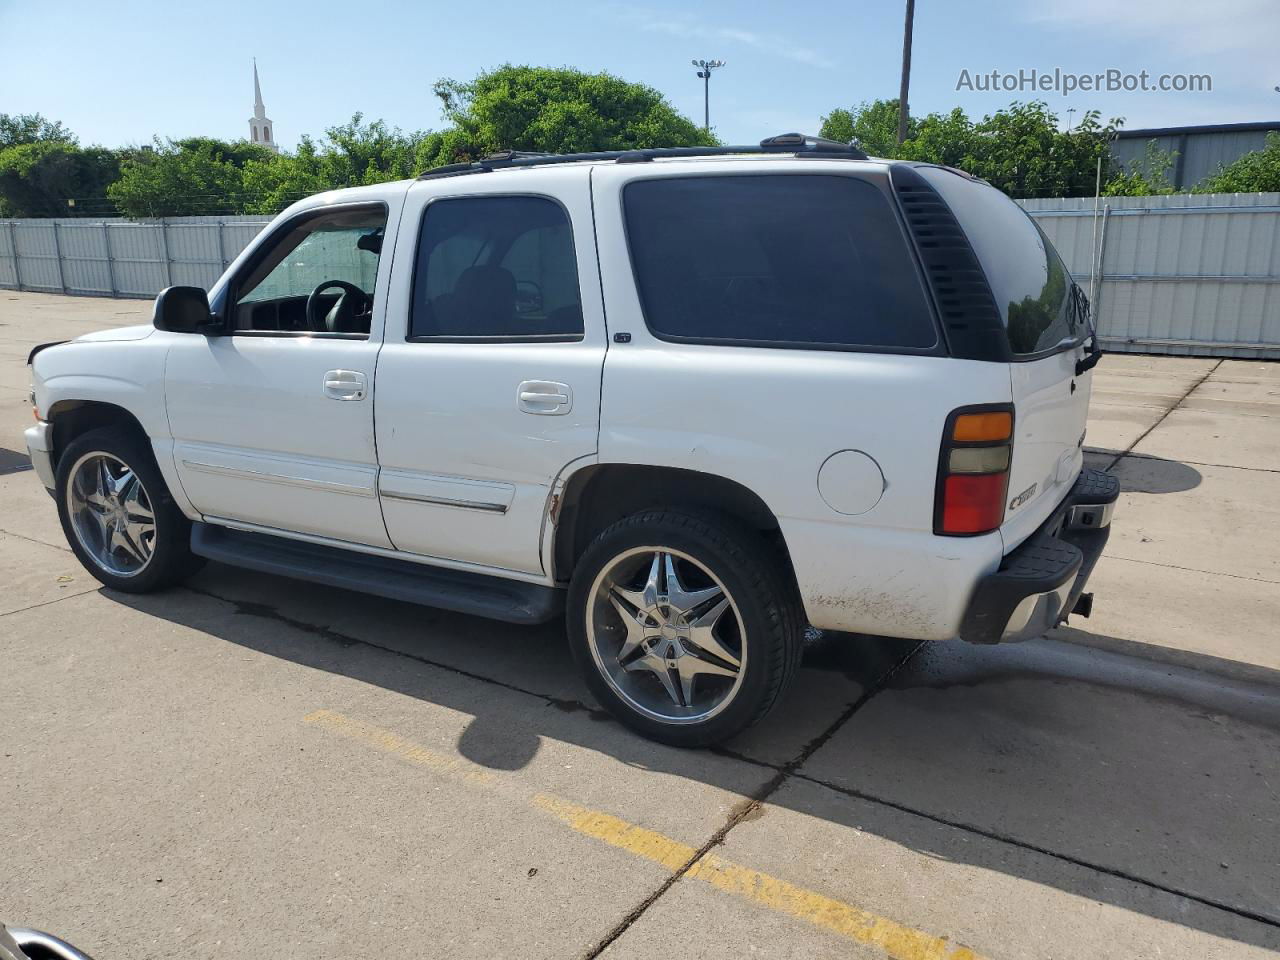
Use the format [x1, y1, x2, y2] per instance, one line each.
[951, 411, 1012, 443]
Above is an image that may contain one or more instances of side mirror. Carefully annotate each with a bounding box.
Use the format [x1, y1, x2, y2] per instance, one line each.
[154, 286, 219, 334]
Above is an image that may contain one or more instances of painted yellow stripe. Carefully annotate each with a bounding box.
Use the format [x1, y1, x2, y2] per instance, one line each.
[303, 709, 495, 785]
[306, 711, 984, 960]
[532, 793, 700, 873]
[535, 793, 981, 960]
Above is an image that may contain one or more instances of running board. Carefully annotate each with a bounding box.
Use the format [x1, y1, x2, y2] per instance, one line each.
[190, 523, 563, 625]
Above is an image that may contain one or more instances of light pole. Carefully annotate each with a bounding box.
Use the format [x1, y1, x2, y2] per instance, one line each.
[897, 0, 915, 145]
[692, 59, 725, 131]
[1066, 108, 1076, 132]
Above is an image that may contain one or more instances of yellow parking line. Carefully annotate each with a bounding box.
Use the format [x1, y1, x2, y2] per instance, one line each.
[303, 709, 496, 786]
[535, 794, 980, 960]
[307, 710, 983, 960]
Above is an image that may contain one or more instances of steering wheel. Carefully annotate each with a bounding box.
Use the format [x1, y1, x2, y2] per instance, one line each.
[306, 280, 369, 333]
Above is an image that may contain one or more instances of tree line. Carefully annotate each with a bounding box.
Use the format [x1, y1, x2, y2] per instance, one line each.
[3, 65, 1277, 219]
[819, 99, 1280, 197]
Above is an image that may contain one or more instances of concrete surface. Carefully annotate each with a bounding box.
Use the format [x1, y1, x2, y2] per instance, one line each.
[1, 293, 1278, 960]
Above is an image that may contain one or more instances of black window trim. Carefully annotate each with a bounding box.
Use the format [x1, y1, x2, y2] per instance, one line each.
[618, 170, 947, 357]
[406, 191, 587, 345]
[221, 200, 389, 340]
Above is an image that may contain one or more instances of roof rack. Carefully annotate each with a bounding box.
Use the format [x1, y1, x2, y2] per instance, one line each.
[416, 133, 869, 181]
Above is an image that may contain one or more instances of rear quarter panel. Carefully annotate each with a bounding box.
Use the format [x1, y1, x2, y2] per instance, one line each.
[591, 160, 1013, 639]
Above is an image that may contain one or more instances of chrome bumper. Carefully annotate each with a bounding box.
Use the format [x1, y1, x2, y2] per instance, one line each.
[23, 421, 56, 493]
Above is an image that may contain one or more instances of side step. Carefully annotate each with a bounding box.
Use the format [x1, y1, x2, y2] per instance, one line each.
[190, 523, 563, 625]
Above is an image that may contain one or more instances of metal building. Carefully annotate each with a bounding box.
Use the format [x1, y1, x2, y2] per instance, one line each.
[1110, 121, 1280, 190]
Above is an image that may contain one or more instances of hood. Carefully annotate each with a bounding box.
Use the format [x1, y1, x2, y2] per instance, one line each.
[73, 324, 156, 344]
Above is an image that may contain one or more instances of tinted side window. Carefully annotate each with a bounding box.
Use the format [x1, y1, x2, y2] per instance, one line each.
[411, 196, 583, 340]
[919, 168, 1078, 357]
[623, 175, 937, 350]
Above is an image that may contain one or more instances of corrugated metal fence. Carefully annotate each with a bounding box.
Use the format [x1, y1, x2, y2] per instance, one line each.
[0, 216, 268, 298]
[2, 193, 1279, 357]
[1023, 192, 1280, 358]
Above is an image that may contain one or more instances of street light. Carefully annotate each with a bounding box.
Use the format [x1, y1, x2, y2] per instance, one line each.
[692, 58, 725, 131]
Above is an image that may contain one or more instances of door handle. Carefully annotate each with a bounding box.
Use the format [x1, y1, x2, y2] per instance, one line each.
[517, 380, 572, 415]
[323, 369, 367, 401]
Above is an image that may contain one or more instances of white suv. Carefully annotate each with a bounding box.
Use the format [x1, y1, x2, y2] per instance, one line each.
[26, 135, 1117, 746]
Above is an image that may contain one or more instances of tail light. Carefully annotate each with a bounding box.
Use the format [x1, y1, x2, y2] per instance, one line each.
[935, 405, 1014, 536]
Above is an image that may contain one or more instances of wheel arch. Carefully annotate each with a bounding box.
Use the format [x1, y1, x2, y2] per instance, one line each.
[46, 399, 150, 470]
[550, 463, 797, 588]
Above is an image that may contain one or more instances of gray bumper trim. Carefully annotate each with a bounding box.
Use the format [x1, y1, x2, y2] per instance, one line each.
[24, 421, 56, 492]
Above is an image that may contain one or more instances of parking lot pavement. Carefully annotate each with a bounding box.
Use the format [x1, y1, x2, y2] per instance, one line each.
[2, 292, 1279, 959]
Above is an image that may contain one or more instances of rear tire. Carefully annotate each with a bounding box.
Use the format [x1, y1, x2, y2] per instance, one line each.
[567, 510, 803, 747]
[55, 427, 204, 593]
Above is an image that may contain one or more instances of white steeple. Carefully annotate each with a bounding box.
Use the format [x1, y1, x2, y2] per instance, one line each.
[249, 59, 278, 153]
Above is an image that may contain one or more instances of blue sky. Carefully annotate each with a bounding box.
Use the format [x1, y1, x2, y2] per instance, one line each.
[2, 0, 1277, 150]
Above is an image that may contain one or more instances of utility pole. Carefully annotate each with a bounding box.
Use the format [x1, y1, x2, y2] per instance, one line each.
[692, 59, 726, 131]
[897, 0, 915, 145]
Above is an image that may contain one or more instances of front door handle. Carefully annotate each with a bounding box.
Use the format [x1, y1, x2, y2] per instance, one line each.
[517, 380, 572, 415]
[323, 369, 367, 401]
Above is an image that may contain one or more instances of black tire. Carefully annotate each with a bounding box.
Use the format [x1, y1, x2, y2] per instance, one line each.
[55, 426, 204, 593]
[567, 509, 803, 747]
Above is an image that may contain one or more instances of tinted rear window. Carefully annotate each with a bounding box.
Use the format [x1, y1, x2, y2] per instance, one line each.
[623, 175, 938, 350]
[919, 168, 1079, 357]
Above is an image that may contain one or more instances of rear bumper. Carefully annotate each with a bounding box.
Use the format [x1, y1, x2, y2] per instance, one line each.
[959, 468, 1119, 644]
[24, 421, 56, 493]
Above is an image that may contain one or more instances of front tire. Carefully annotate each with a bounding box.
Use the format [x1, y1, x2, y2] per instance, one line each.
[567, 510, 803, 747]
[55, 427, 203, 593]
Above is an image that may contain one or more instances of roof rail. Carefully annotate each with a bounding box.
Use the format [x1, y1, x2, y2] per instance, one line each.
[416, 133, 869, 181]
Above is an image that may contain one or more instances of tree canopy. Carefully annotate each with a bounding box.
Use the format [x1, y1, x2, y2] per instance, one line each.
[819, 99, 911, 158]
[1199, 132, 1280, 193]
[0, 112, 75, 149]
[820, 99, 1119, 198]
[426, 64, 716, 163]
[5, 75, 1280, 219]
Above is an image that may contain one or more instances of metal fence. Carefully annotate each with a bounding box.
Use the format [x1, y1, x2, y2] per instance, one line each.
[2, 193, 1279, 357]
[0, 216, 269, 299]
[1022, 192, 1280, 358]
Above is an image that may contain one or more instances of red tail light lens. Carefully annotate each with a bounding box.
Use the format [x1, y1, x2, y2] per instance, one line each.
[942, 474, 1008, 534]
[935, 405, 1014, 537]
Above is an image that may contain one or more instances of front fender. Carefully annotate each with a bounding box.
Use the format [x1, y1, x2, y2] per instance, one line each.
[34, 340, 169, 440]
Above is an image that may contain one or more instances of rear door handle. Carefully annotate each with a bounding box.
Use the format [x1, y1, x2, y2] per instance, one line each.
[323, 369, 367, 401]
[517, 380, 572, 415]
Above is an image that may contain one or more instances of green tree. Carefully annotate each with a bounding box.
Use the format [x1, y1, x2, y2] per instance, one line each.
[1198, 132, 1280, 193]
[240, 114, 430, 214]
[107, 137, 273, 218]
[1103, 140, 1178, 196]
[819, 99, 911, 157]
[0, 112, 75, 148]
[425, 64, 715, 167]
[0, 141, 119, 217]
[895, 101, 1119, 198]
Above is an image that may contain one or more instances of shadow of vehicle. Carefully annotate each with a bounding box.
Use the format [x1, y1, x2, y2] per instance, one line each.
[1084, 448, 1202, 494]
[106, 560, 1280, 950]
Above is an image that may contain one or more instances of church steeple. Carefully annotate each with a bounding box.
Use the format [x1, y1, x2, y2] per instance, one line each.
[249, 59, 278, 153]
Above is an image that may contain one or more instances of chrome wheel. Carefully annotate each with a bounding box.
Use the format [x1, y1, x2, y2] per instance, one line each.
[65, 451, 156, 577]
[586, 547, 746, 725]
